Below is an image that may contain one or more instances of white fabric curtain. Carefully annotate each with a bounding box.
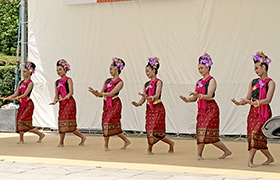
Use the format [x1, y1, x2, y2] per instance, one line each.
[28, 0, 280, 134]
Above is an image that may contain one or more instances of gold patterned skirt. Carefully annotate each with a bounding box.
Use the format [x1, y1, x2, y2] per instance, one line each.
[196, 100, 220, 144]
[247, 105, 272, 150]
[145, 102, 166, 145]
[58, 97, 77, 133]
[102, 97, 123, 137]
[17, 100, 35, 132]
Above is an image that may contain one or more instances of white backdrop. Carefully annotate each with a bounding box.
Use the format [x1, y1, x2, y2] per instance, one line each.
[28, 0, 280, 135]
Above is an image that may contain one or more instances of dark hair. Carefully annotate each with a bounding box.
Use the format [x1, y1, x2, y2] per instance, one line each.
[112, 59, 125, 74]
[56, 59, 71, 72]
[56, 61, 65, 72]
[254, 60, 269, 71]
[30, 62, 36, 70]
[25, 62, 36, 75]
[56, 60, 61, 67]
[146, 62, 160, 75]
[198, 57, 211, 71]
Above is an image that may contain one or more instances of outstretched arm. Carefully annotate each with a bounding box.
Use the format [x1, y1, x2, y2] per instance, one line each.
[231, 80, 253, 106]
[1, 84, 20, 101]
[88, 80, 106, 98]
[190, 78, 216, 100]
[132, 85, 147, 107]
[60, 78, 74, 101]
[146, 80, 162, 101]
[103, 81, 123, 97]
[245, 80, 275, 107]
[14, 82, 33, 101]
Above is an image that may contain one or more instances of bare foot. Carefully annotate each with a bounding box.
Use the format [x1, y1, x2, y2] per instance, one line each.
[168, 141, 175, 153]
[219, 151, 232, 159]
[37, 134, 45, 143]
[17, 141, 24, 144]
[197, 155, 204, 160]
[120, 140, 131, 150]
[79, 136, 87, 146]
[248, 160, 256, 168]
[262, 158, 274, 165]
[104, 145, 111, 151]
[147, 151, 154, 155]
[58, 144, 64, 147]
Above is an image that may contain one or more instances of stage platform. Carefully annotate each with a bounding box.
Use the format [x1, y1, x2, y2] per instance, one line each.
[0, 132, 279, 179]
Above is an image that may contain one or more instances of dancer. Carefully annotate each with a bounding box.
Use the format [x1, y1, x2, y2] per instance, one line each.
[180, 53, 231, 160]
[231, 51, 275, 168]
[0, 62, 45, 144]
[88, 57, 130, 151]
[132, 57, 174, 155]
[50, 59, 86, 147]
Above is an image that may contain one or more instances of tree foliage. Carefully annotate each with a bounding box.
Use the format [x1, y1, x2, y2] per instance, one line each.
[0, 65, 16, 106]
[0, 0, 21, 55]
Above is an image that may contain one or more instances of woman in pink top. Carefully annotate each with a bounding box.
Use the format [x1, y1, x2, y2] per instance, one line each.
[1, 62, 45, 144]
[89, 57, 130, 151]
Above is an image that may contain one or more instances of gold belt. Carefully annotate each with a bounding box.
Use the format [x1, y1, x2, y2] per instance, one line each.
[146, 99, 162, 105]
[104, 95, 118, 101]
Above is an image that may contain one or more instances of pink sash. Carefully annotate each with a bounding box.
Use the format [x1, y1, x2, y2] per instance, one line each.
[104, 78, 122, 111]
[19, 79, 32, 107]
[57, 77, 69, 105]
[145, 78, 159, 110]
[251, 78, 272, 123]
[195, 76, 213, 115]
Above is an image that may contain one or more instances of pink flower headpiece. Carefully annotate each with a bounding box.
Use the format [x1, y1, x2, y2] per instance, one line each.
[148, 57, 159, 68]
[25, 61, 35, 74]
[59, 59, 71, 71]
[111, 57, 125, 71]
[199, 53, 213, 67]
[252, 51, 271, 65]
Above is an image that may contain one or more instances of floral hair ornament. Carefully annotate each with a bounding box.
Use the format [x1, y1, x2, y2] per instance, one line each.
[148, 57, 159, 69]
[111, 57, 125, 71]
[252, 51, 271, 65]
[199, 52, 213, 67]
[59, 59, 71, 72]
[25, 61, 35, 74]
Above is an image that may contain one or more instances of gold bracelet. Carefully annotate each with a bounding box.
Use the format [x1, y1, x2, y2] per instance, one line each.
[254, 100, 260, 107]
[199, 94, 203, 99]
[186, 97, 189, 102]
[151, 96, 154, 101]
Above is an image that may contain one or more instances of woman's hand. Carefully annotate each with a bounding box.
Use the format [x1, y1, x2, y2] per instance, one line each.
[49, 99, 59, 105]
[88, 87, 102, 97]
[231, 98, 249, 106]
[132, 101, 141, 107]
[243, 98, 256, 106]
[179, 95, 189, 103]
[231, 98, 241, 106]
[1, 97, 9, 101]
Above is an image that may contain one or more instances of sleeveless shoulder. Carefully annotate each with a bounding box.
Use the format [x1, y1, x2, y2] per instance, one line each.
[145, 80, 150, 88]
[105, 78, 112, 84]
[55, 79, 59, 86]
[252, 78, 259, 86]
